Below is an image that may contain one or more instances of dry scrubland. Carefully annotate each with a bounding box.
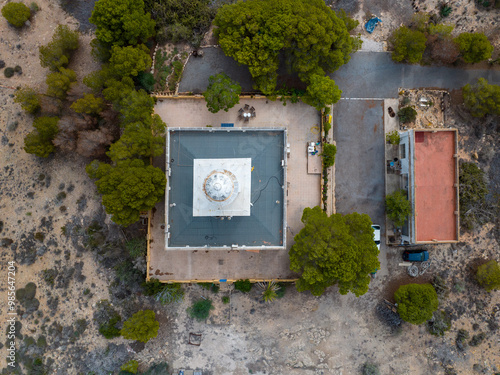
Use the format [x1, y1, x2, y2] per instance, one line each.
[0, 0, 499, 374]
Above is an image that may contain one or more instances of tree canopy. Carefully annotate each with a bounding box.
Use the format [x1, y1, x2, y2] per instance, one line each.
[46, 67, 77, 100]
[109, 44, 152, 78]
[86, 159, 166, 226]
[2, 2, 30, 28]
[462, 78, 500, 117]
[385, 189, 412, 227]
[24, 117, 60, 158]
[70, 94, 104, 115]
[14, 86, 40, 114]
[289, 207, 380, 297]
[107, 115, 166, 161]
[39, 25, 79, 72]
[89, 0, 155, 47]
[395, 283, 438, 325]
[390, 26, 427, 64]
[301, 74, 342, 110]
[454, 32, 493, 64]
[476, 260, 500, 292]
[120, 310, 159, 343]
[213, 0, 358, 96]
[203, 73, 241, 113]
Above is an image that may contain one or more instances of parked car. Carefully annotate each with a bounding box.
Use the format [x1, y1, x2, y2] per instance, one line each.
[371, 225, 381, 250]
[402, 249, 429, 262]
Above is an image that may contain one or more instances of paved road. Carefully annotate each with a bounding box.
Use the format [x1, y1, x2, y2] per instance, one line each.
[179, 48, 500, 97]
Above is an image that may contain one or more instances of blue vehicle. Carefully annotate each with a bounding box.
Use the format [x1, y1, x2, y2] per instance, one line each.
[403, 250, 429, 262]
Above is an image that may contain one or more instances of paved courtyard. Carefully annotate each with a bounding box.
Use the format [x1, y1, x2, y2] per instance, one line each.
[150, 98, 321, 281]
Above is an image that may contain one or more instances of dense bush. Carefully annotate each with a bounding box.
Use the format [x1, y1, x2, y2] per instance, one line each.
[187, 299, 213, 321]
[386, 130, 400, 145]
[2, 2, 31, 27]
[459, 162, 489, 228]
[99, 313, 122, 339]
[395, 283, 439, 325]
[454, 32, 493, 63]
[142, 278, 167, 296]
[397, 106, 417, 123]
[126, 237, 147, 258]
[234, 279, 252, 293]
[39, 25, 79, 72]
[462, 78, 500, 117]
[476, 260, 500, 291]
[385, 189, 412, 228]
[24, 116, 59, 158]
[322, 143, 337, 168]
[427, 310, 451, 336]
[390, 26, 426, 63]
[14, 86, 40, 114]
[121, 310, 159, 343]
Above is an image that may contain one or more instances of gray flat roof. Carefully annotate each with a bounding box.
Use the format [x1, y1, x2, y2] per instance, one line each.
[166, 128, 286, 249]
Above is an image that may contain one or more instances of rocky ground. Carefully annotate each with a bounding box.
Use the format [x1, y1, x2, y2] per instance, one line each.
[0, 0, 499, 374]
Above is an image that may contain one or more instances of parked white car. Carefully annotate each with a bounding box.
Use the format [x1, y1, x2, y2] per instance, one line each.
[371, 225, 381, 250]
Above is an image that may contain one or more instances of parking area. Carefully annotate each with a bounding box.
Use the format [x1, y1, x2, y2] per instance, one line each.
[332, 99, 388, 275]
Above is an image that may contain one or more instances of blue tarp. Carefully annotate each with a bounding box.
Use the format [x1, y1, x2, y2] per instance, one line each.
[365, 17, 382, 34]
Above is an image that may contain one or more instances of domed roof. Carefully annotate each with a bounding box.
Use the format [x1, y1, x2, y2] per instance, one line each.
[203, 170, 239, 204]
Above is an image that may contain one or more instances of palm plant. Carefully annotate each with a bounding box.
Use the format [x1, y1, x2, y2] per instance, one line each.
[257, 280, 281, 303]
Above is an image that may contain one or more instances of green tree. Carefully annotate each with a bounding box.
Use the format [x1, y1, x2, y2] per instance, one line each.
[385, 190, 412, 227]
[462, 78, 500, 117]
[203, 73, 241, 113]
[39, 25, 79, 72]
[120, 310, 159, 343]
[397, 106, 417, 123]
[394, 283, 439, 325]
[86, 159, 166, 226]
[46, 67, 77, 100]
[118, 89, 155, 126]
[107, 114, 166, 161]
[102, 76, 135, 106]
[109, 44, 152, 78]
[390, 26, 427, 63]
[121, 360, 139, 374]
[214, 0, 357, 95]
[2, 2, 30, 28]
[24, 116, 59, 157]
[89, 0, 155, 47]
[289, 207, 380, 297]
[321, 143, 337, 168]
[428, 23, 454, 38]
[454, 32, 493, 64]
[14, 86, 40, 114]
[476, 260, 500, 292]
[301, 74, 342, 110]
[70, 94, 105, 115]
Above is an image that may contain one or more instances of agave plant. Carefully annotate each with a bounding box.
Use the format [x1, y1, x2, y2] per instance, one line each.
[257, 280, 281, 303]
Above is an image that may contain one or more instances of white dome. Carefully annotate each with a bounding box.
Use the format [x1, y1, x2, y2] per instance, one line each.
[203, 170, 239, 205]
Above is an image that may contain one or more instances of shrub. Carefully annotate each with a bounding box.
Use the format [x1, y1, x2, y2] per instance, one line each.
[469, 332, 486, 346]
[42, 269, 57, 286]
[121, 360, 139, 374]
[142, 362, 169, 375]
[203, 73, 241, 113]
[321, 143, 337, 168]
[427, 310, 451, 336]
[222, 296, 230, 304]
[390, 26, 426, 63]
[2, 2, 31, 27]
[29, 2, 39, 13]
[155, 284, 184, 305]
[362, 363, 380, 375]
[431, 275, 450, 300]
[459, 162, 489, 228]
[453, 279, 465, 293]
[4, 67, 15, 78]
[476, 260, 500, 291]
[386, 130, 400, 145]
[99, 314, 121, 339]
[385, 190, 412, 227]
[462, 78, 500, 117]
[211, 283, 220, 294]
[39, 25, 79, 71]
[394, 283, 439, 325]
[454, 32, 493, 64]
[24, 116, 59, 157]
[121, 310, 159, 343]
[376, 302, 403, 328]
[142, 278, 167, 296]
[187, 299, 214, 321]
[397, 106, 417, 123]
[276, 283, 287, 299]
[14, 86, 40, 114]
[259, 281, 280, 303]
[46, 67, 77, 100]
[440, 5, 452, 17]
[456, 329, 469, 351]
[125, 237, 147, 258]
[234, 279, 252, 293]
